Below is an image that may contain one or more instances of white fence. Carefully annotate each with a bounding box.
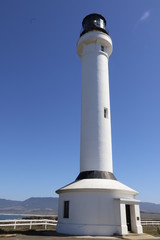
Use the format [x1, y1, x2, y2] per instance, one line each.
[1, 219, 160, 230]
[141, 221, 160, 226]
[0, 219, 57, 230]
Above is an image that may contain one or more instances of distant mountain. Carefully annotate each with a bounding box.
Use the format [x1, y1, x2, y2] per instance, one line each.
[0, 197, 58, 214]
[0, 199, 20, 208]
[140, 202, 160, 213]
[21, 197, 58, 211]
[0, 198, 160, 215]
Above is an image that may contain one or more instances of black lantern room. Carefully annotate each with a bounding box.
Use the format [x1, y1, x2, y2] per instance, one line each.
[80, 13, 109, 37]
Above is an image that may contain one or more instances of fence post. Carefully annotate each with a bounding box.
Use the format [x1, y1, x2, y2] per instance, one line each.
[45, 220, 47, 230]
[14, 220, 16, 230]
[30, 221, 32, 230]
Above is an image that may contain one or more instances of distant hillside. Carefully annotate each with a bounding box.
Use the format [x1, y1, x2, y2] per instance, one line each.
[21, 197, 58, 211]
[0, 199, 20, 208]
[0, 197, 58, 214]
[140, 202, 160, 213]
[0, 198, 160, 215]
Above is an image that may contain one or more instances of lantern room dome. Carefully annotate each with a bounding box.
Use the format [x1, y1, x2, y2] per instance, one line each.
[80, 13, 109, 37]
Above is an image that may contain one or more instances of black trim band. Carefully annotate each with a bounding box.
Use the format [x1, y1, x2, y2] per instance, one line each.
[76, 171, 117, 181]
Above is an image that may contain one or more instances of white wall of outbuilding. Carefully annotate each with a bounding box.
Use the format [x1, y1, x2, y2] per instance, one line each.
[57, 187, 143, 235]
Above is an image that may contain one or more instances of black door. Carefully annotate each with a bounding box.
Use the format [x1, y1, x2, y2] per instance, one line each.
[126, 205, 131, 232]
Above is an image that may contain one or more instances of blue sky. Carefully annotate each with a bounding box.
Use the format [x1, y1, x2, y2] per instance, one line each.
[0, 0, 160, 203]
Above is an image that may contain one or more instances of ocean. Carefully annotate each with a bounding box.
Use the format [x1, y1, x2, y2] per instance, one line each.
[0, 214, 29, 220]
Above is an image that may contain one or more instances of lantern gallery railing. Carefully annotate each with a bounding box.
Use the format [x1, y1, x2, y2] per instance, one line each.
[0, 219, 57, 230]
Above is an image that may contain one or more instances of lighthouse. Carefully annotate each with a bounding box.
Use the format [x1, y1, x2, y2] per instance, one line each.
[56, 13, 143, 236]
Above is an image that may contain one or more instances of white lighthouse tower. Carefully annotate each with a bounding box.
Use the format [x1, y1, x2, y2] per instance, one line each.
[56, 14, 143, 236]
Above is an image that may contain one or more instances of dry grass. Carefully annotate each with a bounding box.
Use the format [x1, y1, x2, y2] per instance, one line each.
[143, 225, 160, 237]
[0, 225, 56, 236]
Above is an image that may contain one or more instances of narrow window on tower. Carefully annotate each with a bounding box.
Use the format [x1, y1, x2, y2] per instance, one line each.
[101, 45, 104, 52]
[104, 108, 108, 118]
[63, 201, 69, 218]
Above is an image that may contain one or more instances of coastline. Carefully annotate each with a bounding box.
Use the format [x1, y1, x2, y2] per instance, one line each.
[0, 213, 57, 220]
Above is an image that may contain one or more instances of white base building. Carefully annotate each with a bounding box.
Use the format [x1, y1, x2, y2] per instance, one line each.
[56, 179, 143, 235]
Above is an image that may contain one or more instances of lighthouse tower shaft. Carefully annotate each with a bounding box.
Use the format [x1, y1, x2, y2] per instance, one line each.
[56, 14, 143, 236]
[77, 31, 113, 173]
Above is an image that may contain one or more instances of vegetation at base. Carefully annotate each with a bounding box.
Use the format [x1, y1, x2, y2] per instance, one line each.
[0, 225, 57, 236]
[1, 223, 160, 237]
[143, 226, 160, 237]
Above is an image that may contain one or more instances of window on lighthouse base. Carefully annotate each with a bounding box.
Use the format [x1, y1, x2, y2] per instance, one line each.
[63, 201, 69, 218]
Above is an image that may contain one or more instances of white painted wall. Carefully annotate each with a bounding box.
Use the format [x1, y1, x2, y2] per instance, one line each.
[119, 202, 128, 235]
[57, 189, 142, 236]
[77, 31, 113, 173]
[130, 204, 143, 234]
[119, 199, 143, 235]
